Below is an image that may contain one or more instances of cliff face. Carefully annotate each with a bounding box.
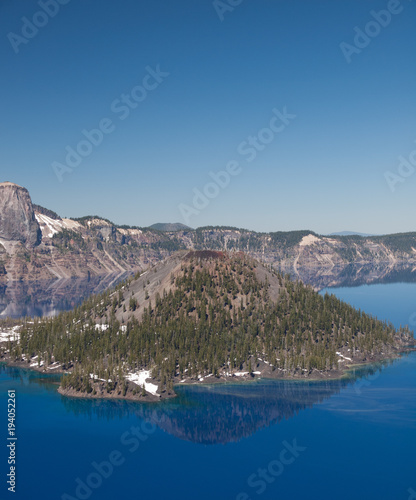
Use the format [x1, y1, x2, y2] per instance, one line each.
[0, 183, 416, 283]
[0, 182, 41, 248]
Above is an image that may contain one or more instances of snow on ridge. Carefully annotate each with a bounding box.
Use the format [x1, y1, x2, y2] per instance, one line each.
[61, 219, 82, 231]
[35, 213, 82, 238]
[299, 234, 320, 247]
[86, 218, 112, 228]
[35, 213, 60, 238]
[118, 228, 143, 236]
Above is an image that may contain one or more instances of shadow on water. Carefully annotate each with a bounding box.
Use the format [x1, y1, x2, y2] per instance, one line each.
[1, 360, 391, 445]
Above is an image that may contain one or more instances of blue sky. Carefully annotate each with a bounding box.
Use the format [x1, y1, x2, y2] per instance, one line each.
[1, 0, 415, 234]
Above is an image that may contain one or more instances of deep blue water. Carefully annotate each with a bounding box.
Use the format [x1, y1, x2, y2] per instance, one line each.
[1, 283, 416, 500]
[321, 282, 416, 331]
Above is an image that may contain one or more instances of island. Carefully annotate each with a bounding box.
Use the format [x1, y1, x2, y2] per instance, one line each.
[1, 250, 414, 401]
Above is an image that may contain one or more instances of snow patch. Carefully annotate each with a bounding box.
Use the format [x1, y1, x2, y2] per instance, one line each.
[0, 330, 20, 342]
[95, 324, 109, 331]
[299, 234, 320, 247]
[35, 213, 61, 237]
[336, 351, 352, 362]
[35, 213, 83, 238]
[126, 370, 159, 397]
[47, 363, 62, 370]
[30, 357, 44, 367]
[89, 373, 112, 383]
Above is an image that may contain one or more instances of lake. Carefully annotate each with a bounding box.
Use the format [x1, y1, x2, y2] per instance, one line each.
[1, 282, 415, 500]
[0, 272, 130, 319]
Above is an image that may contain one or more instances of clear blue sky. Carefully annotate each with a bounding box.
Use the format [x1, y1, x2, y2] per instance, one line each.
[1, 0, 415, 234]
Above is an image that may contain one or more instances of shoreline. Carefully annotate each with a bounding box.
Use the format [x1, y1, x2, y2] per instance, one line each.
[56, 385, 170, 403]
[2, 346, 414, 402]
[175, 348, 415, 388]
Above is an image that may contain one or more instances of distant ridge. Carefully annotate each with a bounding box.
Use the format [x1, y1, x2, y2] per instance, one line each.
[329, 231, 375, 237]
[1, 182, 416, 283]
[32, 204, 61, 221]
[149, 222, 193, 232]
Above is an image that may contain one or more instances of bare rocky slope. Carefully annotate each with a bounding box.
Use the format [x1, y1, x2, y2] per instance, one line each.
[1, 183, 416, 284]
[0, 182, 41, 248]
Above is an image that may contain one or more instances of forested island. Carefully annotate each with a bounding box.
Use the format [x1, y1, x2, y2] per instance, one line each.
[1, 251, 414, 401]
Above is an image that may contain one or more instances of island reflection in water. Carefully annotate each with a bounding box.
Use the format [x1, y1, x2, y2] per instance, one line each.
[281, 262, 416, 291]
[0, 272, 130, 318]
[2, 263, 415, 319]
[1, 361, 390, 445]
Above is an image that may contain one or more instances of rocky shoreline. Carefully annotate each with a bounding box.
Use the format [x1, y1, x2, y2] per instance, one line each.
[2, 344, 414, 403]
[57, 385, 170, 403]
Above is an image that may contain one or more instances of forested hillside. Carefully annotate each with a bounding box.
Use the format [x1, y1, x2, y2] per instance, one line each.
[6, 251, 413, 400]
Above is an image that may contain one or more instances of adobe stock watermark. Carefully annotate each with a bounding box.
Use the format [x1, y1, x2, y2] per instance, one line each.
[353, 368, 381, 395]
[384, 138, 416, 192]
[213, 0, 245, 22]
[408, 487, 416, 499]
[52, 65, 169, 182]
[339, 0, 412, 63]
[61, 409, 169, 500]
[235, 439, 306, 500]
[7, 0, 71, 54]
[178, 106, 296, 225]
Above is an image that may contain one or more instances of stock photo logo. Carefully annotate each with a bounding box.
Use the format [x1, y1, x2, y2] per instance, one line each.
[61, 410, 169, 500]
[384, 139, 416, 192]
[339, 0, 412, 63]
[213, 0, 245, 22]
[7, 0, 71, 54]
[178, 106, 296, 225]
[235, 439, 306, 500]
[51, 65, 170, 182]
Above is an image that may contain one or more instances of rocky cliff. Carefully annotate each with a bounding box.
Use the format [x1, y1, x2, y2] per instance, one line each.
[1, 183, 416, 284]
[0, 182, 41, 248]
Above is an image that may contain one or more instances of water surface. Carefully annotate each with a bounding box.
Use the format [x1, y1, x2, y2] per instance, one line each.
[0, 283, 415, 500]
